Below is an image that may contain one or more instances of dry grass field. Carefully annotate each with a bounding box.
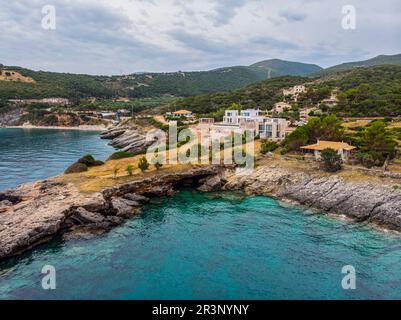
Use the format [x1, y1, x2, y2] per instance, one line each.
[0, 70, 35, 83]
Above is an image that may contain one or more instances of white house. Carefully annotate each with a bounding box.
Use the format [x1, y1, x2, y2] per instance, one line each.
[212, 109, 288, 141]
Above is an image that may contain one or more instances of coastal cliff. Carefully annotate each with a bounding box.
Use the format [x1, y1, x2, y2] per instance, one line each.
[223, 163, 401, 230]
[0, 166, 222, 260]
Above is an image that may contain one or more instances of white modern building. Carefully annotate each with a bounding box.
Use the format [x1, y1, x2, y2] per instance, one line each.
[201, 109, 288, 142]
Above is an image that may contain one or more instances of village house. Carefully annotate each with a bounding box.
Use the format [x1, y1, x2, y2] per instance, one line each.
[283, 84, 307, 102]
[172, 109, 194, 118]
[272, 102, 292, 114]
[300, 107, 318, 120]
[320, 93, 339, 107]
[301, 140, 356, 162]
[283, 85, 306, 96]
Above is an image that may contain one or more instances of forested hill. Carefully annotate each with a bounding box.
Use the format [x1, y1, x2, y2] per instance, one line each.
[249, 59, 321, 77]
[0, 59, 321, 100]
[0, 66, 113, 100]
[173, 76, 308, 114]
[315, 53, 401, 75]
[173, 65, 401, 117]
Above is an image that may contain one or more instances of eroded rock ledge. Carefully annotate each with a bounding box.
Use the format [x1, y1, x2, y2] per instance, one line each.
[101, 126, 154, 153]
[223, 165, 401, 231]
[0, 166, 222, 261]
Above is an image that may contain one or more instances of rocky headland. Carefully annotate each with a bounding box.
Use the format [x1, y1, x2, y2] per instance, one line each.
[223, 163, 401, 230]
[101, 123, 155, 154]
[0, 166, 222, 261]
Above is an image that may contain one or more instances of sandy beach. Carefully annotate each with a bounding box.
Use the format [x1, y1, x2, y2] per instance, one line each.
[2, 124, 109, 131]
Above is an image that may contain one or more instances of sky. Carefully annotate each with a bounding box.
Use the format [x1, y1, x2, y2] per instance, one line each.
[0, 0, 400, 75]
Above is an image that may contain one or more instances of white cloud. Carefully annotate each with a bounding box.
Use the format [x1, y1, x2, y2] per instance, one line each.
[0, 0, 400, 74]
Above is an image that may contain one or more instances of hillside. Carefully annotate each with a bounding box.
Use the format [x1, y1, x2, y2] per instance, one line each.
[0, 59, 321, 100]
[0, 66, 113, 100]
[173, 76, 308, 114]
[173, 65, 401, 117]
[316, 53, 401, 75]
[249, 59, 322, 77]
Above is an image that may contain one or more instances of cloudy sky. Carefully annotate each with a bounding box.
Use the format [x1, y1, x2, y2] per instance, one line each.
[1, 0, 400, 75]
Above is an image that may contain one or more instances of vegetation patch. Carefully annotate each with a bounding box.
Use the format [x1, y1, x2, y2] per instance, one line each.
[107, 151, 136, 161]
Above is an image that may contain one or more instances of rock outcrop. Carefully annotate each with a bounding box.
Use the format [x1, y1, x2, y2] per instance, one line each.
[224, 165, 401, 230]
[0, 166, 222, 261]
[101, 126, 155, 153]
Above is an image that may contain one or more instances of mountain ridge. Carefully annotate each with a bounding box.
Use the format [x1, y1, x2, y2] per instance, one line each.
[316, 53, 401, 75]
[0, 59, 323, 100]
[1, 54, 400, 100]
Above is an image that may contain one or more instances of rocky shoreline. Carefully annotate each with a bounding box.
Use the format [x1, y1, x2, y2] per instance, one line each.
[0, 166, 222, 261]
[1, 162, 401, 261]
[101, 125, 154, 153]
[223, 164, 401, 231]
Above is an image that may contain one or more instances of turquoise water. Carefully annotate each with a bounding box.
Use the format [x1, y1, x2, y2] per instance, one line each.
[0, 128, 114, 191]
[1, 190, 401, 300]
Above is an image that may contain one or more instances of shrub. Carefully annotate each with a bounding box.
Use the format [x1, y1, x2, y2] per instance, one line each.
[78, 154, 104, 167]
[138, 157, 149, 172]
[321, 148, 342, 172]
[65, 162, 88, 174]
[107, 151, 135, 161]
[126, 164, 134, 176]
[261, 140, 278, 154]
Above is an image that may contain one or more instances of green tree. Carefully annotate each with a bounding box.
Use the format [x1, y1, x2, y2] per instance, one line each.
[283, 126, 309, 152]
[260, 140, 278, 154]
[320, 114, 344, 141]
[321, 148, 342, 172]
[138, 157, 149, 172]
[358, 121, 397, 166]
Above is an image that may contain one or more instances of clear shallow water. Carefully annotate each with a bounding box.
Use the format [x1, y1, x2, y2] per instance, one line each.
[0, 128, 114, 191]
[1, 191, 401, 300]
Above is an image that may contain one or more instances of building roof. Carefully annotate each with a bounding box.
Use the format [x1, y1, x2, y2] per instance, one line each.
[301, 140, 356, 151]
[173, 109, 192, 115]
